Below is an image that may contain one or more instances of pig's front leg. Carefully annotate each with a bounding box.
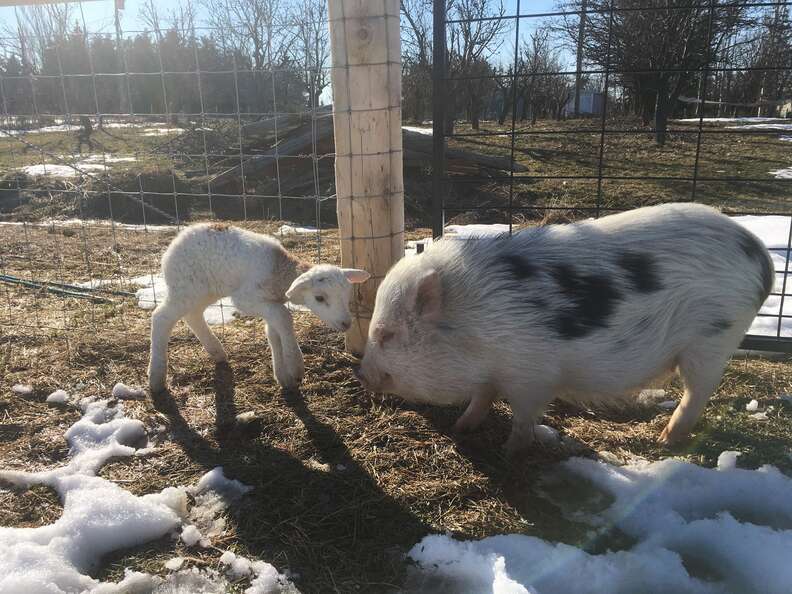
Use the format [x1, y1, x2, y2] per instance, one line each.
[503, 387, 554, 455]
[453, 389, 495, 432]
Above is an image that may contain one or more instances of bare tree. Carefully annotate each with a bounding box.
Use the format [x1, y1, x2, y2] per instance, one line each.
[559, 0, 750, 145]
[400, 0, 433, 122]
[447, 0, 507, 131]
[290, 0, 330, 108]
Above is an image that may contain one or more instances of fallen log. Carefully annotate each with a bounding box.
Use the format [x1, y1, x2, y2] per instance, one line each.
[209, 116, 525, 190]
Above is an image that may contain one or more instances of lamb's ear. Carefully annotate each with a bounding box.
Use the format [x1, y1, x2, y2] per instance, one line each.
[286, 274, 312, 304]
[342, 268, 370, 284]
[411, 269, 443, 320]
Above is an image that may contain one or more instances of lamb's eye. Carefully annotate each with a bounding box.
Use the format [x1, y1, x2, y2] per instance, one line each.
[315, 295, 325, 303]
[380, 331, 394, 345]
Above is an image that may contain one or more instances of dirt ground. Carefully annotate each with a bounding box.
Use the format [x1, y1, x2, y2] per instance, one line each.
[1, 218, 791, 592]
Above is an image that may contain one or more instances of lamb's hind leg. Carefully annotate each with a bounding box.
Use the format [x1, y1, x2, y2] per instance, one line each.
[184, 309, 228, 363]
[148, 299, 190, 393]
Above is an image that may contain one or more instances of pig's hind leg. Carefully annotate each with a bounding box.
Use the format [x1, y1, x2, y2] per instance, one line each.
[454, 389, 495, 432]
[659, 339, 734, 446]
[502, 384, 555, 454]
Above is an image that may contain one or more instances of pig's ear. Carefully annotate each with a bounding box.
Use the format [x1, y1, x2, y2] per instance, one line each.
[414, 269, 443, 320]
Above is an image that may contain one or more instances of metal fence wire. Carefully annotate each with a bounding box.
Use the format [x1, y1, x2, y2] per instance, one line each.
[430, 0, 792, 352]
[0, 0, 335, 371]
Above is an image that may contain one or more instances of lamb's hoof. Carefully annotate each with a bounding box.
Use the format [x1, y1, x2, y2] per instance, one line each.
[658, 425, 690, 447]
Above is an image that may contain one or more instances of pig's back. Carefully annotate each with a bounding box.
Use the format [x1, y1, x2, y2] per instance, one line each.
[427, 203, 771, 355]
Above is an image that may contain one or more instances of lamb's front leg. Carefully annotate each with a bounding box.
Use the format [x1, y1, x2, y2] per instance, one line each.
[257, 303, 304, 391]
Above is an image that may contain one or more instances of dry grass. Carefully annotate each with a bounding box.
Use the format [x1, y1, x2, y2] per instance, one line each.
[1, 219, 791, 592]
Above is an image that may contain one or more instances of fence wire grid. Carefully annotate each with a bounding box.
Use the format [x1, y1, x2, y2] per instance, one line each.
[0, 0, 337, 371]
[430, 0, 792, 352]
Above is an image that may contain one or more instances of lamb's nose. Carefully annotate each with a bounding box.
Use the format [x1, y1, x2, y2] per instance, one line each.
[341, 320, 351, 331]
[353, 366, 364, 381]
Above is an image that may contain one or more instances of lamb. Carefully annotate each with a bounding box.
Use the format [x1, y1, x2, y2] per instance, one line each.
[147, 223, 369, 393]
[355, 203, 774, 452]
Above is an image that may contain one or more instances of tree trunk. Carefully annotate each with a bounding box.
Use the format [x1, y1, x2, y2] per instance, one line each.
[655, 78, 670, 146]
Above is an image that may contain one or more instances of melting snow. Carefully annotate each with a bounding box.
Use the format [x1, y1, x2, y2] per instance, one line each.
[46, 389, 69, 404]
[408, 455, 792, 594]
[20, 154, 137, 179]
[278, 224, 318, 235]
[111, 382, 146, 400]
[769, 167, 792, 179]
[11, 384, 33, 395]
[0, 393, 296, 593]
[745, 399, 759, 412]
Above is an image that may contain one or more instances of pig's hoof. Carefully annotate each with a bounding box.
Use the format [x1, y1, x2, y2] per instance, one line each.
[453, 417, 480, 433]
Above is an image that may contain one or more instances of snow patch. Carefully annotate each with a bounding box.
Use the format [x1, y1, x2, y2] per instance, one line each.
[408, 454, 792, 594]
[278, 224, 318, 235]
[181, 525, 203, 547]
[534, 424, 560, 444]
[717, 451, 741, 471]
[165, 556, 185, 571]
[0, 394, 293, 592]
[746, 399, 759, 412]
[769, 167, 792, 179]
[111, 382, 146, 400]
[46, 389, 69, 404]
[142, 127, 183, 136]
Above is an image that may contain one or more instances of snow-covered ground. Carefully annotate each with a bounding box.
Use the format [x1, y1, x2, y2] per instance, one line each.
[407, 453, 792, 594]
[19, 153, 139, 179]
[2, 121, 185, 137]
[675, 116, 789, 124]
[0, 218, 175, 232]
[769, 167, 792, 179]
[0, 392, 296, 593]
[735, 216, 792, 337]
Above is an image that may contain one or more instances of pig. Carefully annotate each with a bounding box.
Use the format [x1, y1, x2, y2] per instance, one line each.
[356, 203, 774, 452]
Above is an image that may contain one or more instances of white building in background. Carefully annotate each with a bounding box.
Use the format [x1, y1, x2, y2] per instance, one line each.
[563, 92, 605, 117]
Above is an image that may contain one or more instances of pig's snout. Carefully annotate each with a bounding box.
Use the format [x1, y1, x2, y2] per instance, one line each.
[353, 365, 365, 382]
[353, 365, 389, 392]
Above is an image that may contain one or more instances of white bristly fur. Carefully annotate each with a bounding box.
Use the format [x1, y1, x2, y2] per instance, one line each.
[356, 203, 774, 452]
[148, 223, 369, 393]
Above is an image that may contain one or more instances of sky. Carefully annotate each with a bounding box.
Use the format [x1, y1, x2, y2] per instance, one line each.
[0, 0, 573, 74]
[0, 0, 561, 39]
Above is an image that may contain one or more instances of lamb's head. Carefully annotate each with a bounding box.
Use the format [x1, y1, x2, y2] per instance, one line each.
[285, 265, 370, 331]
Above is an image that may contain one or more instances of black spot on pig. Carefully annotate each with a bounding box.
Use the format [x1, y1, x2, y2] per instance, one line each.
[736, 228, 774, 302]
[617, 252, 662, 293]
[500, 253, 535, 280]
[705, 318, 733, 336]
[550, 264, 622, 339]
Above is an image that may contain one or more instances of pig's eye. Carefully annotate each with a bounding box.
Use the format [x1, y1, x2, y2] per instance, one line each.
[315, 295, 326, 304]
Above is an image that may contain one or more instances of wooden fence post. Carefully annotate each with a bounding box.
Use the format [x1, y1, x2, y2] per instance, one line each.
[328, 0, 405, 354]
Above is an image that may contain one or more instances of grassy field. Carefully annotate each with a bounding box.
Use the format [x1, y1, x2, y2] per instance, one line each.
[1, 116, 791, 591]
[444, 117, 792, 224]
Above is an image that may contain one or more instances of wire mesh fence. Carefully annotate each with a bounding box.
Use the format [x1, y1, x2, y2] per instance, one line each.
[0, 0, 336, 371]
[430, 0, 792, 351]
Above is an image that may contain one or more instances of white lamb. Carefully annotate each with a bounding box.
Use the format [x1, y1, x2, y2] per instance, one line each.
[147, 223, 369, 393]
